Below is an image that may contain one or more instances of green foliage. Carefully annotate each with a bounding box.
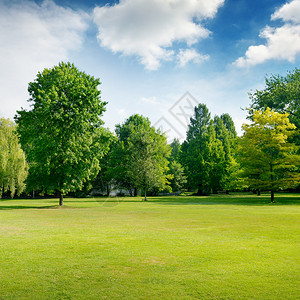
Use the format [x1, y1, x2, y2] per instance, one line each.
[213, 115, 241, 191]
[181, 104, 239, 194]
[249, 68, 300, 144]
[0, 118, 28, 197]
[168, 139, 187, 192]
[169, 138, 181, 163]
[15, 62, 111, 204]
[114, 114, 171, 199]
[238, 108, 300, 201]
[167, 161, 187, 192]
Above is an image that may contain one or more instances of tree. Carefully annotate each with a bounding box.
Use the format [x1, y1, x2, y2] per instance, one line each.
[115, 114, 171, 200]
[15, 62, 111, 205]
[249, 68, 300, 145]
[201, 121, 226, 193]
[238, 108, 300, 202]
[168, 139, 187, 192]
[181, 104, 211, 194]
[181, 104, 226, 194]
[168, 161, 187, 192]
[214, 115, 240, 192]
[169, 138, 181, 162]
[0, 118, 28, 198]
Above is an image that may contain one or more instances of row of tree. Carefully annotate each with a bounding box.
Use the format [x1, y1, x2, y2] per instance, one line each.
[0, 63, 299, 204]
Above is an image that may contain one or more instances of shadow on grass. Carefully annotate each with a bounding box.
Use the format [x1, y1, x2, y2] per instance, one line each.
[0, 194, 299, 210]
[0, 205, 61, 210]
[148, 194, 300, 206]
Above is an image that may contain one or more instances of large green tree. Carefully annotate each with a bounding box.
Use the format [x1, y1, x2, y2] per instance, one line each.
[15, 62, 111, 205]
[181, 104, 226, 194]
[114, 114, 171, 200]
[0, 118, 28, 198]
[238, 108, 300, 202]
[249, 68, 300, 144]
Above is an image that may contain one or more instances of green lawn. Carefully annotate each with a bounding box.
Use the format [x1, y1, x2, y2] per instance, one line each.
[0, 193, 299, 299]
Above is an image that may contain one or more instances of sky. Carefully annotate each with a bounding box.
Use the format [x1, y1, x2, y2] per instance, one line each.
[1, 0, 300, 141]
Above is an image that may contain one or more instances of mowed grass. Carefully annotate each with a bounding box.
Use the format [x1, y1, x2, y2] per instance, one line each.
[0, 193, 299, 299]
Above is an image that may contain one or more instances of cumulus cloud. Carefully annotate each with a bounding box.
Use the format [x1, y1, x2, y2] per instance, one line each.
[235, 0, 300, 68]
[271, 0, 300, 23]
[93, 0, 224, 70]
[177, 48, 209, 67]
[0, 0, 88, 118]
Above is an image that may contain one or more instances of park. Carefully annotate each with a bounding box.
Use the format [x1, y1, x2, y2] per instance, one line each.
[0, 63, 299, 299]
[1, 1, 300, 298]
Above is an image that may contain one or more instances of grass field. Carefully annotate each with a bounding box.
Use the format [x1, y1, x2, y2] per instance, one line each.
[0, 193, 299, 299]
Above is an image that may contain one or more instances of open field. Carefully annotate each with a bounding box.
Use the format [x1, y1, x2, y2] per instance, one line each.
[0, 193, 299, 299]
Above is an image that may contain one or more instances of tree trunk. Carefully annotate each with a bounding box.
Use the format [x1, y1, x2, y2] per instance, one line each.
[197, 186, 203, 195]
[270, 162, 274, 203]
[270, 190, 275, 203]
[134, 188, 138, 197]
[257, 189, 261, 196]
[59, 191, 63, 206]
[144, 190, 147, 201]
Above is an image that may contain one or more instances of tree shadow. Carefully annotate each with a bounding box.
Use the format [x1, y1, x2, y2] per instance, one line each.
[0, 205, 60, 210]
[148, 194, 300, 206]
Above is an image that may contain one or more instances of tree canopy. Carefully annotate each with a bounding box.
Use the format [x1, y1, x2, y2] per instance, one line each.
[0, 118, 28, 198]
[114, 114, 171, 200]
[238, 108, 300, 202]
[181, 104, 235, 194]
[15, 62, 111, 205]
[249, 68, 300, 144]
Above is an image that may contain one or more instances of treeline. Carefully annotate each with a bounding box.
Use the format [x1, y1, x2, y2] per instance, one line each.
[0, 63, 299, 204]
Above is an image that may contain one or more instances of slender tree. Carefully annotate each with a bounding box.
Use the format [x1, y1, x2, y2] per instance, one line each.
[168, 138, 187, 192]
[0, 118, 28, 198]
[15, 62, 111, 205]
[214, 115, 240, 192]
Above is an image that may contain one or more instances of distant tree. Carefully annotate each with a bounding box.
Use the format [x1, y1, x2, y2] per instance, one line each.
[181, 104, 226, 194]
[167, 138, 187, 192]
[15, 62, 111, 205]
[169, 138, 181, 162]
[214, 115, 240, 192]
[181, 104, 210, 194]
[0, 118, 28, 198]
[168, 161, 187, 192]
[115, 114, 171, 200]
[202, 121, 226, 193]
[220, 113, 237, 141]
[249, 68, 300, 145]
[238, 108, 300, 202]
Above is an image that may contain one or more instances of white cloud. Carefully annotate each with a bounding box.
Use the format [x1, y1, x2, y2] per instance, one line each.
[0, 0, 88, 119]
[235, 0, 300, 68]
[177, 48, 209, 67]
[93, 0, 224, 70]
[271, 0, 300, 23]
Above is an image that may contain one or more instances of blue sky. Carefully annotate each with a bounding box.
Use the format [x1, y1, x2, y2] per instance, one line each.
[1, 0, 299, 140]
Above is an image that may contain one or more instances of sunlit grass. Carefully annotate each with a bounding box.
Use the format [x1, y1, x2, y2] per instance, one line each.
[0, 193, 299, 299]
